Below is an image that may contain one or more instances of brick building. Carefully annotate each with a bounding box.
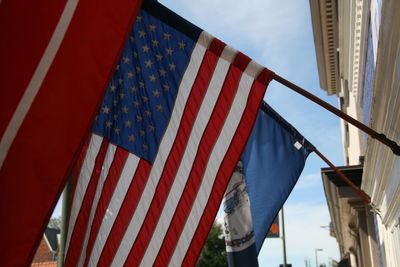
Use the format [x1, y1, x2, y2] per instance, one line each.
[31, 228, 60, 266]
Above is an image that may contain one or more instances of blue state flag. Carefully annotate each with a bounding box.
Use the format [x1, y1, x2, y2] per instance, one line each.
[223, 102, 315, 266]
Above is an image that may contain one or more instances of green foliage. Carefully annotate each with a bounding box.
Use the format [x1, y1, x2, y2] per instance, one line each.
[48, 216, 62, 230]
[328, 259, 339, 267]
[196, 222, 227, 267]
[319, 259, 339, 267]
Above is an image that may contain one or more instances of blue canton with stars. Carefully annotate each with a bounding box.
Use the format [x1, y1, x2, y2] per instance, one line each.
[92, 10, 196, 163]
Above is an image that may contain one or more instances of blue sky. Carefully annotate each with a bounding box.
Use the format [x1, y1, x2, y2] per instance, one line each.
[54, 1, 344, 266]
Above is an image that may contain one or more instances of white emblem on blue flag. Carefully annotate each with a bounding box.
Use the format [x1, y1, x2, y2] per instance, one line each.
[223, 161, 255, 252]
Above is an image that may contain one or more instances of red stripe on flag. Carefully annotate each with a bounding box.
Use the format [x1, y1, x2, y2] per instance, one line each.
[0, 1, 142, 265]
[97, 159, 151, 267]
[82, 147, 129, 267]
[181, 68, 272, 266]
[0, 0, 67, 140]
[123, 39, 225, 267]
[154, 55, 251, 266]
[232, 52, 251, 71]
[208, 38, 226, 56]
[64, 139, 110, 267]
[257, 68, 274, 85]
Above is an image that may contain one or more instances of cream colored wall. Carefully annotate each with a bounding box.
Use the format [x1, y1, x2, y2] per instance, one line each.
[361, 1, 400, 266]
[343, 93, 363, 165]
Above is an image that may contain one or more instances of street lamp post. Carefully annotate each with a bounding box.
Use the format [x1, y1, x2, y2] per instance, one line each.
[281, 207, 287, 267]
[315, 248, 323, 267]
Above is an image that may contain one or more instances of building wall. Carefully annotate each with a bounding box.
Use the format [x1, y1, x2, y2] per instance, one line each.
[31, 262, 57, 267]
[361, 27, 375, 129]
[341, 99, 363, 165]
[31, 238, 54, 263]
[311, 0, 399, 266]
[361, 1, 400, 266]
[338, 0, 400, 266]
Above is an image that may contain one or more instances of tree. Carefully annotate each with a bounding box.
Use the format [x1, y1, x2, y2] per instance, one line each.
[196, 222, 227, 267]
[328, 259, 339, 267]
[48, 216, 61, 230]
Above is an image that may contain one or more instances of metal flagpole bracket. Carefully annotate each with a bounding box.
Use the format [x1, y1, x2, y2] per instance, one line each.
[369, 202, 382, 217]
[373, 133, 400, 156]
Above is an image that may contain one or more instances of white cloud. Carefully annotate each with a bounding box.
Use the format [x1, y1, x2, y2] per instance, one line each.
[160, 0, 309, 61]
[215, 210, 225, 226]
[295, 172, 321, 190]
[259, 202, 340, 266]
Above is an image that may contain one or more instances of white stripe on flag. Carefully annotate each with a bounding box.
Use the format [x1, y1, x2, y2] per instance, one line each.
[65, 134, 103, 253]
[139, 45, 237, 267]
[109, 32, 213, 267]
[169, 60, 263, 267]
[86, 153, 140, 266]
[76, 144, 117, 266]
[0, 0, 80, 168]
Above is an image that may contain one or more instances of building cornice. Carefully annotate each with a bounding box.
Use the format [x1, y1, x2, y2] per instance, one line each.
[309, 0, 339, 95]
[345, 0, 370, 102]
[310, 0, 370, 99]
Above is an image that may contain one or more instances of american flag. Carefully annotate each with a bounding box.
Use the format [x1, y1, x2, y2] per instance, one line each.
[0, 0, 142, 265]
[65, 1, 272, 266]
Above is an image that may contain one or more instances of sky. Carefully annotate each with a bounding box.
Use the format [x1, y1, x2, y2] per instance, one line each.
[53, 1, 344, 266]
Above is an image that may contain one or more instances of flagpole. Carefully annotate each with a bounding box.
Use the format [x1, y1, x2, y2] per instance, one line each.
[271, 73, 400, 156]
[57, 177, 72, 267]
[281, 206, 287, 267]
[313, 148, 371, 204]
